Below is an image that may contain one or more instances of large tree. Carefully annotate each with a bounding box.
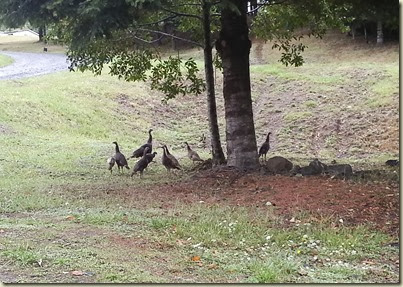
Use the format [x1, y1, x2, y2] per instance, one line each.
[216, 0, 259, 169]
[0, 0, 51, 41]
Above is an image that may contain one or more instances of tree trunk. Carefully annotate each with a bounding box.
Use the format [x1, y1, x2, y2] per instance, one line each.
[216, 0, 259, 170]
[202, 0, 226, 165]
[38, 26, 44, 42]
[376, 19, 383, 44]
[364, 23, 368, 43]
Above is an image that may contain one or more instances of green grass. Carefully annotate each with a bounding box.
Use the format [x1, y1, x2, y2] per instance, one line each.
[0, 204, 397, 283]
[0, 53, 14, 67]
[0, 36, 66, 53]
[283, 111, 313, 123]
[2, 244, 42, 266]
[304, 100, 318, 108]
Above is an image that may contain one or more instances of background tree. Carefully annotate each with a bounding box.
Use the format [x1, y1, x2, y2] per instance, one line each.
[0, 0, 51, 41]
[338, 0, 399, 44]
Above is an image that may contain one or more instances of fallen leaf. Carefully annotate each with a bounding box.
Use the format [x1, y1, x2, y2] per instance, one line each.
[208, 263, 218, 270]
[71, 270, 84, 276]
[362, 260, 376, 265]
[298, 269, 308, 276]
[176, 239, 187, 246]
[191, 255, 201, 262]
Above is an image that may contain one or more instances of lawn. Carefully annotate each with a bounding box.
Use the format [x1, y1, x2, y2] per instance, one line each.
[0, 53, 13, 67]
[0, 32, 399, 283]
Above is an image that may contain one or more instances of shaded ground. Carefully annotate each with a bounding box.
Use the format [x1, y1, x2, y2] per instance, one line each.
[109, 168, 400, 236]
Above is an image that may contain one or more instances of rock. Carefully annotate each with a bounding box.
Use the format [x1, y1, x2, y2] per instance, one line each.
[264, 156, 293, 174]
[385, 159, 399, 166]
[293, 165, 319, 176]
[326, 164, 353, 179]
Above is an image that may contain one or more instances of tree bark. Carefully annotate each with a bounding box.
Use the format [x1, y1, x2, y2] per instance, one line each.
[202, 0, 226, 165]
[216, 0, 259, 170]
[38, 25, 44, 42]
[376, 19, 383, 44]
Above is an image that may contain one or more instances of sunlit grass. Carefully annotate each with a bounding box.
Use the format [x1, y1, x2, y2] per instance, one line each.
[0, 53, 13, 67]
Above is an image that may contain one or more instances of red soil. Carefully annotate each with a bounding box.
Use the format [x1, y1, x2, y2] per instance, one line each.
[120, 169, 399, 236]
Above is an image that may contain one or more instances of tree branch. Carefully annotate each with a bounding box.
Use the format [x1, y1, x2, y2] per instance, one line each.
[136, 28, 203, 48]
[247, 0, 290, 15]
[161, 7, 203, 21]
[132, 34, 164, 45]
[137, 15, 177, 27]
[169, 3, 202, 8]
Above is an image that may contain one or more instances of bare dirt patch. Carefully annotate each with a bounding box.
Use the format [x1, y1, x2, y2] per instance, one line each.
[117, 170, 399, 236]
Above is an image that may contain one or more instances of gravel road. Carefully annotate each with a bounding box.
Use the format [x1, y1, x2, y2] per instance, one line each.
[0, 51, 69, 80]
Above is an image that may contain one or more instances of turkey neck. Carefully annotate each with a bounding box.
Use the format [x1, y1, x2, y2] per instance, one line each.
[114, 143, 120, 153]
[147, 130, 152, 144]
[185, 142, 191, 151]
[265, 133, 271, 142]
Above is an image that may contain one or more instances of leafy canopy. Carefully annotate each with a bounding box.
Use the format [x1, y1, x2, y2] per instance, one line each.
[251, 0, 349, 66]
[0, 0, 370, 98]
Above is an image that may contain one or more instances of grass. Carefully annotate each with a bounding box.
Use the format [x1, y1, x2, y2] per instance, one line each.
[0, 36, 66, 53]
[0, 35, 399, 283]
[0, 53, 13, 67]
[283, 111, 313, 123]
[0, 205, 397, 283]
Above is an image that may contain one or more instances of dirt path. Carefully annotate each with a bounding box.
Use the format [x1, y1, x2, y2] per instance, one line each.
[0, 51, 69, 80]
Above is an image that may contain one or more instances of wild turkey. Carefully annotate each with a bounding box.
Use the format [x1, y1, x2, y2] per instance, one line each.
[184, 142, 203, 162]
[107, 157, 116, 174]
[161, 145, 181, 171]
[112, 141, 130, 172]
[131, 147, 150, 178]
[130, 129, 153, 158]
[145, 152, 157, 164]
[309, 158, 327, 174]
[258, 132, 271, 161]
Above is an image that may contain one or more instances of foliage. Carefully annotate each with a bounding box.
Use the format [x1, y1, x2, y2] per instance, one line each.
[251, 0, 349, 67]
[339, 0, 399, 30]
[0, 0, 365, 92]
